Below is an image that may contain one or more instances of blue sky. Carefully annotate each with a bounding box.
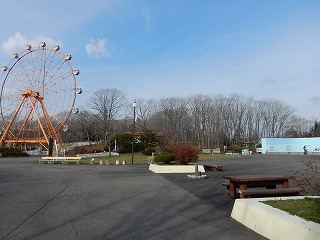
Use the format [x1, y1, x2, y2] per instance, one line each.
[0, 0, 320, 119]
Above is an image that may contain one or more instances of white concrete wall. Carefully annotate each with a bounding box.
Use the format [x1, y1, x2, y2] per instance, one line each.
[149, 164, 205, 173]
[231, 196, 320, 240]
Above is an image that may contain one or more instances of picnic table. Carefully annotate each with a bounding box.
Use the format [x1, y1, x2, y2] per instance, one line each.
[223, 175, 301, 198]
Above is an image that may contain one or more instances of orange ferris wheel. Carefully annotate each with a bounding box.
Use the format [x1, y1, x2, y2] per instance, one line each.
[0, 42, 81, 151]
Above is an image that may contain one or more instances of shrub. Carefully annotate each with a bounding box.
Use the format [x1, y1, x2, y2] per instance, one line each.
[112, 134, 133, 153]
[69, 144, 105, 154]
[154, 152, 174, 164]
[0, 147, 29, 157]
[142, 148, 156, 156]
[171, 144, 199, 164]
[291, 159, 320, 195]
[139, 130, 158, 149]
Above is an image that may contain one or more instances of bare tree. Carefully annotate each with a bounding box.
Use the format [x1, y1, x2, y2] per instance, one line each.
[134, 99, 157, 132]
[150, 97, 191, 142]
[64, 89, 309, 151]
[284, 116, 312, 137]
[66, 109, 96, 143]
[257, 99, 295, 138]
[89, 88, 127, 143]
[188, 94, 212, 148]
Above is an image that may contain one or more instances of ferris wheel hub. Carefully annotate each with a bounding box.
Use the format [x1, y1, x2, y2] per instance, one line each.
[23, 89, 33, 97]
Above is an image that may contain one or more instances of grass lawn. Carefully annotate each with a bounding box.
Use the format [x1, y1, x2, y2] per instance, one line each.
[263, 198, 320, 224]
[79, 153, 235, 165]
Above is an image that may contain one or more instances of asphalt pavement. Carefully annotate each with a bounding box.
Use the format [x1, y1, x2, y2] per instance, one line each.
[0, 154, 310, 240]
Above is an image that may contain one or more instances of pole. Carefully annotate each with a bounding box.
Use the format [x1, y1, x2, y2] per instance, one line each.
[131, 102, 137, 164]
[48, 137, 53, 157]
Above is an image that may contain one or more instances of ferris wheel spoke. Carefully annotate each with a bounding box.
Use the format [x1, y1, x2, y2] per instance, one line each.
[43, 52, 64, 76]
[4, 69, 30, 92]
[12, 60, 32, 90]
[43, 97, 73, 114]
[44, 64, 73, 90]
[44, 88, 75, 98]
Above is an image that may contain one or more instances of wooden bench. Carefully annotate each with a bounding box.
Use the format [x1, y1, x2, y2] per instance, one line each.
[222, 181, 279, 192]
[223, 175, 291, 199]
[204, 165, 223, 171]
[40, 156, 81, 164]
[239, 188, 302, 198]
[222, 183, 231, 195]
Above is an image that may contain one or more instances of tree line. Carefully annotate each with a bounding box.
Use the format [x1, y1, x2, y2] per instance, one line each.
[64, 88, 316, 150]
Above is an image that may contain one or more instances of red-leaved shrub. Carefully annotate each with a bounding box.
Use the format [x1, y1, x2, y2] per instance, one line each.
[171, 145, 199, 164]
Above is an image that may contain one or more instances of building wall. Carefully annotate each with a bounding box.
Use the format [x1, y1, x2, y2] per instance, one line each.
[261, 137, 320, 154]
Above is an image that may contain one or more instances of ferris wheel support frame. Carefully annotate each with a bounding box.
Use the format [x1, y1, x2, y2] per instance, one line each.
[0, 89, 64, 150]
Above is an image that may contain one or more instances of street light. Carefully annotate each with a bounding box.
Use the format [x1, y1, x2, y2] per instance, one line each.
[62, 125, 70, 157]
[131, 101, 137, 164]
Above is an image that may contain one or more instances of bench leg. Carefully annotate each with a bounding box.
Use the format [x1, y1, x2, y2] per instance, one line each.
[229, 183, 236, 198]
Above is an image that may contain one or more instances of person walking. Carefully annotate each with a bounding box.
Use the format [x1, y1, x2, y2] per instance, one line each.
[303, 145, 307, 155]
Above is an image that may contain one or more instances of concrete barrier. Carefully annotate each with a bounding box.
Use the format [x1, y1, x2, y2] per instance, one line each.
[149, 164, 205, 173]
[231, 196, 320, 240]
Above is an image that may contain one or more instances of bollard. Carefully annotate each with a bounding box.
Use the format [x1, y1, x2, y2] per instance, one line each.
[122, 160, 126, 165]
[116, 160, 119, 165]
[105, 160, 109, 165]
[90, 158, 95, 164]
[99, 160, 103, 165]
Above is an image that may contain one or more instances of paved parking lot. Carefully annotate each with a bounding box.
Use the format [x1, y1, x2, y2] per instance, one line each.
[0, 154, 309, 240]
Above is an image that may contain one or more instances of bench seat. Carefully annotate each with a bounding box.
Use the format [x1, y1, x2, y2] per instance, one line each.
[239, 188, 302, 198]
[205, 165, 223, 171]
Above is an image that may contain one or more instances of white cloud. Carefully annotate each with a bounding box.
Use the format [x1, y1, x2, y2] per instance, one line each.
[259, 77, 277, 86]
[309, 96, 320, 104]
[142, 7, 153, 30]
[85, 38, 110, 58]
[1, 32, 63, 57]
[1, 32, 27, 54]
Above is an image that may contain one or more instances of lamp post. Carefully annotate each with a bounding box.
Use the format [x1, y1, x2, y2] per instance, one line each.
[62, 125, 70, 157]
[131, 101, 137, 164]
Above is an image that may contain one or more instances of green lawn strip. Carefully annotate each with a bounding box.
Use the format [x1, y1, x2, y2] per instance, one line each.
[79, 153, 234, 165]
[263, 198, 320, 224]
[80, 152, 146, 164]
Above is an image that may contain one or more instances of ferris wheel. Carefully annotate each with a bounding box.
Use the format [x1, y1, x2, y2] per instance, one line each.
[0, 41, 82, 150]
